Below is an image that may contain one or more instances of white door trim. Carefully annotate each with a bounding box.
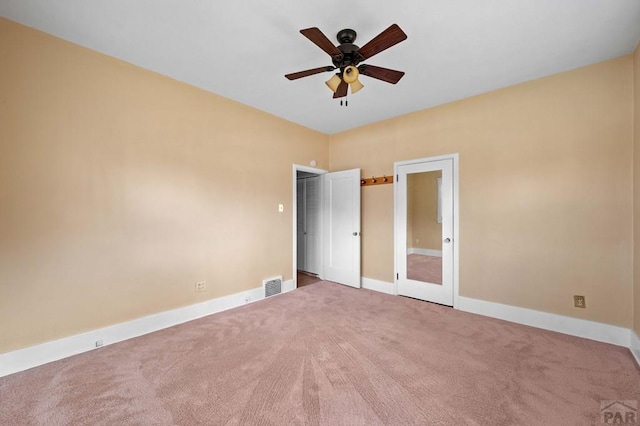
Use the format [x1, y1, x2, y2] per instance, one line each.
[292, 164, 327, 288]
[393, 153, 460, 308]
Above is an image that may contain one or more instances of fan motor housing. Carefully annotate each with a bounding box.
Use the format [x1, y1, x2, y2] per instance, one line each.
[333, 46, 360, 69]
[333, 29, 362, 69]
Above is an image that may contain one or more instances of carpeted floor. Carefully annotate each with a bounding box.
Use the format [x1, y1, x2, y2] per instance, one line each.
[407, 254, 442, 284]
[1, 281, 638, 425]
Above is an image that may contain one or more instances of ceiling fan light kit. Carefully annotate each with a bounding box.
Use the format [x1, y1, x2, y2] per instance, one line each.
[349, 78, 364, 94]
[325, 74, 342, 92]
[342, 66, 359, 84]
[285, 24, 407, 102]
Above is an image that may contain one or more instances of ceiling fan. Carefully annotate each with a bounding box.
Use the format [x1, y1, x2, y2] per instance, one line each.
[285, 24, 407, 100]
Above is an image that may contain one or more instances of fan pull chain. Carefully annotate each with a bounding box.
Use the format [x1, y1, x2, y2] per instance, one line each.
[341, 91, 348, 107]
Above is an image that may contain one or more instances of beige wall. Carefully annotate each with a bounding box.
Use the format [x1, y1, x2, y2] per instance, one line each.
[0, 18, 329, 353]
[2, 16, 637, 353]
[634, 43, 640, 335]
[407, 171, 442, 251]
[331, 56, 634, 327]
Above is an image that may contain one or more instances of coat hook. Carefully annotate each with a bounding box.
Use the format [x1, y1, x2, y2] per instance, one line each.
[361, 179, 366, 185]
[371, 176, 377, 183]
[382, 175, 388, 182]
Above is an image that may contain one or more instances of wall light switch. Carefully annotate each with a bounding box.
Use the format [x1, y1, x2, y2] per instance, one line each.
[278, 203, 284, 213]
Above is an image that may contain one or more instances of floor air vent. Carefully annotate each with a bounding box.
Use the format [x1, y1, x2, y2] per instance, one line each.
[263, 276, 282, 298]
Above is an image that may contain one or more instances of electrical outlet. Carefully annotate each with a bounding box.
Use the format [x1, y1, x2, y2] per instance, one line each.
[95, 340, 104, 348]
[573, 295, 586, 308]
[195, 281, 207, 292]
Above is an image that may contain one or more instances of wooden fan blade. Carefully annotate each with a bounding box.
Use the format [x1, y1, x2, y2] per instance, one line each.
[300, 27, 342, 57]
[359, 64, 405, 84]
[357, 24, 407, 60]
[285, 66, 334, 80]
[333, 80, 348, 98]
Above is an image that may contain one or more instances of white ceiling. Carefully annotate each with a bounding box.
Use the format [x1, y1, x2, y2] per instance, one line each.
[2, 1, 640, 134]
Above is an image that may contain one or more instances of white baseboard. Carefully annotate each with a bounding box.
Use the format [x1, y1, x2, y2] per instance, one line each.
[630, 330, 640, 367]
[2, 280, 636, 378]
[407, 248, 442, 257]
[0, 279, 293, 378]
[358, 283, 637, 366]
[458, 296, 631, 347]
[361, 277, 395, 295]
[282, 278, 296, 293]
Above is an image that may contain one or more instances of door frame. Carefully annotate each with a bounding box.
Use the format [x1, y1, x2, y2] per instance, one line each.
[292, 164, 328, 288]
[393, 153, 460, 307]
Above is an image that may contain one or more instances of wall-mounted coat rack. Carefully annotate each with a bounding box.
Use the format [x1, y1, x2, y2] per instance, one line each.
[360, 175, 394, 186]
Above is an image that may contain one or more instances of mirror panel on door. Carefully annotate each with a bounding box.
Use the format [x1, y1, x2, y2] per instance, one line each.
[406, 170, 443, 285]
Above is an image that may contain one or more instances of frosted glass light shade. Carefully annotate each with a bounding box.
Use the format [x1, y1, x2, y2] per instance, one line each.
[325, 74, 342, 92]
[350, 79, 364, 94]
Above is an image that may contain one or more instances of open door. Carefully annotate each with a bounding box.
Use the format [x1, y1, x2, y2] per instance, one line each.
[322, 169, 361, 288]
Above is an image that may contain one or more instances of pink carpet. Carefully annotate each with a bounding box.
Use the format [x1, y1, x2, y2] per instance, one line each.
[407, 254, 442, 284]
[1, 281, 638, 425]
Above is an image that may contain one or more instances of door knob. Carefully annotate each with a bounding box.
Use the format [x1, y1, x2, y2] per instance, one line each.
[353, 232, 359, 236]
[444, 238, 451, 243]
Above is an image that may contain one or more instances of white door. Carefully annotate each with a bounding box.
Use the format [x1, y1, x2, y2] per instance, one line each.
[322, 169, 361, 288]
[396, 159, 454, 305]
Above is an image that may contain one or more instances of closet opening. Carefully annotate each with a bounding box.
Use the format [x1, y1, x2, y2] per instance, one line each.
[293, 165, 326, 288]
